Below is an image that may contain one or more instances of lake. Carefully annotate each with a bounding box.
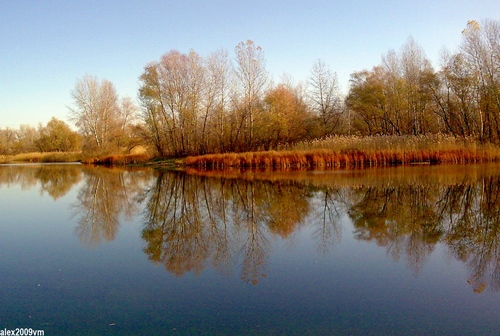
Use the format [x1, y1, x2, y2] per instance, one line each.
[0, 163, 498, 335]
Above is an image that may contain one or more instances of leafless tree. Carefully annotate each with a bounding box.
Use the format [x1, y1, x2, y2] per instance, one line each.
[308, 59, 344, 136]
[68, 75, 123, 152]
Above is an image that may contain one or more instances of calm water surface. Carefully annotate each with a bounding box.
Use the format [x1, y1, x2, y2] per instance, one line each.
[0, 163, 498, 335]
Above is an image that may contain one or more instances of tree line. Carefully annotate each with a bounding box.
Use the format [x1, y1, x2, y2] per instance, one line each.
[346, 20, 500, 141]
[2, 19, 499, 157]
[137, 41, 343, 156]
[0, 117, 79, 155]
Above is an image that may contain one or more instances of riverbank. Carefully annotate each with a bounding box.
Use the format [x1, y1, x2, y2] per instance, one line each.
[4, 135, 500, 170]
[0, 151, 82, 164]
[0, 151, 153, 166]
[184, 135, 500, 169]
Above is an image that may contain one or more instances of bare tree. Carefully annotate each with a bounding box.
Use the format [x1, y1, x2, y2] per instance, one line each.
[234, 40, 268, 147]
[461, 19, 500, 142]
[138, 62, 171, 156]
[68, 75, 123, 153]
[399, 37, 435, 135]
[308, 59, 343, 136]
[203, 48, 235, 153]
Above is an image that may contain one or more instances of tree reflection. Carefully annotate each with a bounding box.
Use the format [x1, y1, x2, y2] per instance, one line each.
[231, 180, 270, 285]
[0, 165, 39, 190]
[36, 165, 82, 199]
[0, 164, 82, 197]
[10, 163, 493, 290]
[439, 178, 500, 293]
[311, 188, 345, 254]
[140, 172, 312, 284]
[73, 166, 151, 247]
[348, 171, 500, 292]
[141, 172, 209, 276]
[349, 184, 442, 273]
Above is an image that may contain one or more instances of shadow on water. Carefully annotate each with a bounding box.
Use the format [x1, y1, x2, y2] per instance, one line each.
[2, 163, 499, 292]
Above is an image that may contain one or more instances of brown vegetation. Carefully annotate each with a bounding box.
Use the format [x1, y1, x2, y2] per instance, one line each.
[0, 151, 82, 164]
[185, 135, 500, 169]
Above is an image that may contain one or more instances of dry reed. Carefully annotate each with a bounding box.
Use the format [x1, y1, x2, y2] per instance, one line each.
[0, 152, 82, 164]
[185, 135, 500, 170]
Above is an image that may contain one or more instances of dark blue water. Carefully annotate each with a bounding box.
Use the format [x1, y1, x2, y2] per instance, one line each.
[0, 164, 498, 335]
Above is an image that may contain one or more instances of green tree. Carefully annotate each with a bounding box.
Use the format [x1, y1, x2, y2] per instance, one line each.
[346, 67, 391, 135]
[35, 117, 79, 152]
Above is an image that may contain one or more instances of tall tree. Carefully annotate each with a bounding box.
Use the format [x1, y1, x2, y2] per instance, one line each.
[138, 63, 171, 156]
[202, 49, 235, 153]
[234, 40, 268, 148]
[308, 59, 344, 136]
[461, 19, 500, 142]
[260, 83, 310, 149]
[68, 75, 123, 153]
[15, 124, 39, 153]
[0, 128, 18, 155]
[431, 51, 480, 137]
[399, 37, 436, 135]
[346, 67, 391, 135]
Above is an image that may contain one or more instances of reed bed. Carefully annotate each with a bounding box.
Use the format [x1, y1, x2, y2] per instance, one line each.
[185, 135, 500, 169]
[0, 151, 82, 164]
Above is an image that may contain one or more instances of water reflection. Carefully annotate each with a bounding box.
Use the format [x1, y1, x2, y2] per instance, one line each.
[1, 164, 499, 291]
[73, 166, 153, 247]
[166, 166, 500, 290]
[345, 170, 500, 293]
[0, 163, 82, 197]
[37, 165, 82, 199]
[440, 177, 500, 293]
[140, 172, 310, 283]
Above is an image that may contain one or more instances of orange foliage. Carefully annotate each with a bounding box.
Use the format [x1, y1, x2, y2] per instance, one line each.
[185, 147, 500, 170]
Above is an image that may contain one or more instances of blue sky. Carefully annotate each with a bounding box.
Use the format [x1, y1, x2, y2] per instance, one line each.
[1, 0, 499, 129]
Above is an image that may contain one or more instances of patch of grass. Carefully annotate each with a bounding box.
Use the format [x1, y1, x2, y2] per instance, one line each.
[41, 152, 83, 162]
[144, 158, 185, 169]
[92, 153, 152, 165]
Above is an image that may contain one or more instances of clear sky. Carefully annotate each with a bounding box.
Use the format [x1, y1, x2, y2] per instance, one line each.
[1, 0, 499, 129]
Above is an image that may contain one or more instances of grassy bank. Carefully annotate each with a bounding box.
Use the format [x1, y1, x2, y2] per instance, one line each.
[0, 150, 153, 166]
[185, 135, 500, 169]
[0, 151, 82, 164]
[82, 153, 152, 165]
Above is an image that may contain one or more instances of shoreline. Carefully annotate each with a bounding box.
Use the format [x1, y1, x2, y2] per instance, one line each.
[183, 148, 500, 170]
